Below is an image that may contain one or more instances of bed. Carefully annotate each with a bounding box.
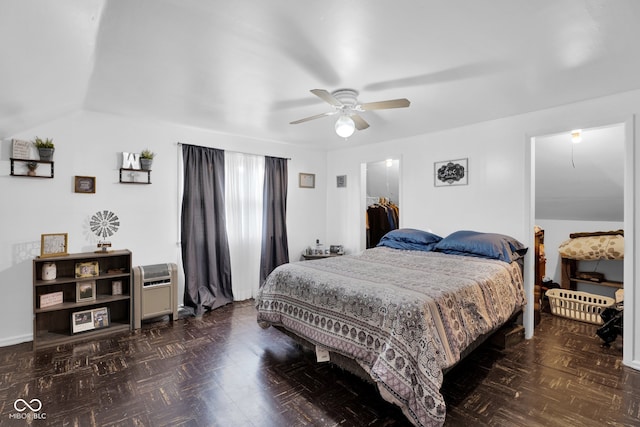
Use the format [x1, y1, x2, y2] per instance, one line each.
[256, 229, 527, 427]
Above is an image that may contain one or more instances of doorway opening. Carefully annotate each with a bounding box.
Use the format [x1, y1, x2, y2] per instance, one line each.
[527, 119, 632, 365]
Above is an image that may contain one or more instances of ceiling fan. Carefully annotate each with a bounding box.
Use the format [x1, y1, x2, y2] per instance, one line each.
[290, 89, 410, 138]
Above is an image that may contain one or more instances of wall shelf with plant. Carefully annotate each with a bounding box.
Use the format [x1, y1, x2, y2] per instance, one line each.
[118, 149, 154, 184]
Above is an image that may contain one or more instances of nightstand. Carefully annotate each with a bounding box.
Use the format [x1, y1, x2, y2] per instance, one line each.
[302, 253, 342, 260]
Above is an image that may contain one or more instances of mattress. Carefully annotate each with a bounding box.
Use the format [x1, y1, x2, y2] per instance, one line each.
[256, 246, 525, 427]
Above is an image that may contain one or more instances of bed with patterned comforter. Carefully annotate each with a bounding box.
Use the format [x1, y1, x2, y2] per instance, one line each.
[256, 240, 526, 427]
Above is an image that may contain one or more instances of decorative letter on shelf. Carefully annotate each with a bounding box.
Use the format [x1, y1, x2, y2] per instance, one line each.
[122, 152, 141, 169]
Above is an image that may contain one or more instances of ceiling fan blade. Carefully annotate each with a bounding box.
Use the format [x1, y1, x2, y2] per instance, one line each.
[351, 114, 369, 130]
[310, 89, 343, 107]
[359, 98, 410, 110]
[290, 111, 336, 124]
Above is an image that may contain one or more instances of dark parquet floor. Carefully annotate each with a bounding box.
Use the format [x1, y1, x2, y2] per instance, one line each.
[0, 300, 638, 427]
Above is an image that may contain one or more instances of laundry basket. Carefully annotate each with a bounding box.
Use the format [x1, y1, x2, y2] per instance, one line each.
[546, 289, 615, 325]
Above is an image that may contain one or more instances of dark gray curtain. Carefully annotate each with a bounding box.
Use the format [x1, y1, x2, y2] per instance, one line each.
[181, 144, 233, 316]
[259, 156, 289, 285]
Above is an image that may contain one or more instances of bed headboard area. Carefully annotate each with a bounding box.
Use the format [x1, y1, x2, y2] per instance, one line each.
[558, 229, 624, 260]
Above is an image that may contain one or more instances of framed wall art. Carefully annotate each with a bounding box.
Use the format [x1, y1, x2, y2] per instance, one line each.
[74, 176, 96, 194]
[299, 173, 315, 188]
[336, 175, 347, 188]
[40, 233, 68, 258]
[434, 158, 468, 187]
[75, 261, 99, 278]
[76, 281, 96, 303]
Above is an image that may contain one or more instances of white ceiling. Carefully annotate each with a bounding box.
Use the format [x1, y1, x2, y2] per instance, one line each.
[0, 0, 634, 220]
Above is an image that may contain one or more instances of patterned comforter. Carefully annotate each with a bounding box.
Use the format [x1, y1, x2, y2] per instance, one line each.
[256, 247, 526, 427]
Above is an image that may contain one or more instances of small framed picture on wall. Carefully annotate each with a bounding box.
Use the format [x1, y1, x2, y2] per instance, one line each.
[74, 176, 96, 193]
[299, 173, 315, 188]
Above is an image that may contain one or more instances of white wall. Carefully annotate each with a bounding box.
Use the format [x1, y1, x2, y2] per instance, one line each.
[0, 111, 327, 346]
[325, 88, 640, 370]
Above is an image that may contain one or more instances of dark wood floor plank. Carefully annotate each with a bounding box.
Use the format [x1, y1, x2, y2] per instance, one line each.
[0, 301, 638, 427]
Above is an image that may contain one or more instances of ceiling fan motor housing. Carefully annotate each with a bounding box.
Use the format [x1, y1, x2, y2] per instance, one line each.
[331, 89, 359, 109]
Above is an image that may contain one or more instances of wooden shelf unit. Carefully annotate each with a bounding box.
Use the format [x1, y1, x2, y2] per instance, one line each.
[33, 249, 132, 350]
[560, 257, 623, 290]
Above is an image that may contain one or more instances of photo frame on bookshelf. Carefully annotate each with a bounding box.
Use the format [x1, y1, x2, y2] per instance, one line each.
[40, 291, 64, 309]
[71, 307, 110, 334]
[75, 261, 99, 278]
[76, 281, 96, 302]
[40, 233, 68, 258]
[111, 280, 123, 296]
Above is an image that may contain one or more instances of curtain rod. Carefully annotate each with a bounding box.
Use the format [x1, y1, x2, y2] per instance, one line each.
[177, 142, 291, 161]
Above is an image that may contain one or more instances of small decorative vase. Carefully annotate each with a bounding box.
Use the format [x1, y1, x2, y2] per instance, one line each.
[140, 158, 153, 170]
[42, 262, 57, 281]
[38, 147, 54, 162]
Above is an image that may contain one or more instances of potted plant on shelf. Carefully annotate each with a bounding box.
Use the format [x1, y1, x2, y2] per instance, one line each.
[140, 149, 155, 170]
[33, 137, 55, 161]
[26, 161, 39, 176]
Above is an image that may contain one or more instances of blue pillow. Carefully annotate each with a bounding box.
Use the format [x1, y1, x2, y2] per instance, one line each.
[434, 230, 528, 263]
[377, 228, 442, 252]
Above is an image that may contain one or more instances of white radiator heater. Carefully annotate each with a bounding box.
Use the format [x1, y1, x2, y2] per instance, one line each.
[133, 263, 178, 329]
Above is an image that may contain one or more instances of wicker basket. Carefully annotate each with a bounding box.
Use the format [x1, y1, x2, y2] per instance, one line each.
[546, 289, 615, 325]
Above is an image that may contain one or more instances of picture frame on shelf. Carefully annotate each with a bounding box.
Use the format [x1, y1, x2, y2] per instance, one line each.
[12, 139, 32, 160]
[92, 307, 110, 329]
[40, 291, 64, 309]
[71, 307, 110, 334]
[111, 280, 123, 296]
[75, 261, 99, 278]
[76, 281, 96, 302]
[299, 172, 315, 188]
[71, 309, 95, 334]
[40, 233, 68, 258]
[74, 176, 96, 194]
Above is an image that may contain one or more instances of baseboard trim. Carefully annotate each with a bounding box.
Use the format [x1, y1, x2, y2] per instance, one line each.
[0, 334, 32, 348]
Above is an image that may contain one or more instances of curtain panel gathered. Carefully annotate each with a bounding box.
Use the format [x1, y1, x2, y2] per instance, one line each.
[181, 145, 233, 316]
[260, 156, 290, 285]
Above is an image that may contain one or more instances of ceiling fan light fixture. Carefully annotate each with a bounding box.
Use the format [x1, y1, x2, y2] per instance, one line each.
[335, 115, 355, 138]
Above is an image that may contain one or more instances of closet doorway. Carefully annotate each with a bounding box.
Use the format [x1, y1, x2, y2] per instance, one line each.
[363, 158, 400, 249]
[528, 119, 633, 354]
